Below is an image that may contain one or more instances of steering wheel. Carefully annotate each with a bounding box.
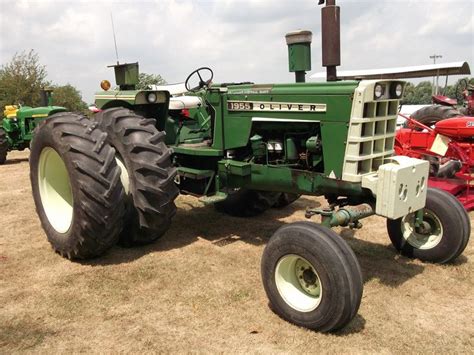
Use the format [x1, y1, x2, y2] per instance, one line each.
[455, 78, 468, 104]
[185, 67, 214, 92]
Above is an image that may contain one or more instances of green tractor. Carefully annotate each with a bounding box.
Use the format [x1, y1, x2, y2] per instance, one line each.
[28, 0, 470, 332]
[0, 89, 66, 164]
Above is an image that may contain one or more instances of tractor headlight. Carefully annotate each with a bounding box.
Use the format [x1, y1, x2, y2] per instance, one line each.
[391, 83, 403, 98]
[147, 92, 157, 103]
[374, 84, 384, 99]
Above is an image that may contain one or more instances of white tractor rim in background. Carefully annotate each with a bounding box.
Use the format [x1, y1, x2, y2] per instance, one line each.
[115, 156, 130, 194]
[38, 147, 74, 234]
[275, 254, 323, 312]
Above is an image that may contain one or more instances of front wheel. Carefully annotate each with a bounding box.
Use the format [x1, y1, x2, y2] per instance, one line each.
[387, 188, 470, 263]
[261, 222, 363, 332]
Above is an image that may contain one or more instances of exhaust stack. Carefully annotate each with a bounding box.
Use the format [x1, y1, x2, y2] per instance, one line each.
[320, 0, 340, 81]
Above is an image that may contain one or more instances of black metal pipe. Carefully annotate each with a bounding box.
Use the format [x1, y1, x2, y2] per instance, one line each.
[321, 0, 340, 81]
[295, 71, 306, 83]
[40, 89, 48, 107]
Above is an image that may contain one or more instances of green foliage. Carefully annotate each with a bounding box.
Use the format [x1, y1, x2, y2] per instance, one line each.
[0, 50, 48, 108]
[402, 77, 474, 105]
[401, 81, 433, 105]
[136, 72, 166, 90]
[52, 84, 87, 112]
[0, 50, 87, 112]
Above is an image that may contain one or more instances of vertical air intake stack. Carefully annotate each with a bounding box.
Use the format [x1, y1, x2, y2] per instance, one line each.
[320, 0, 340, 81]
[285, 30, 313, 83]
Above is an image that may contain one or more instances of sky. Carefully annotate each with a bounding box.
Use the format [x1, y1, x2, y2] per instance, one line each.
[0, 0, 473, 103]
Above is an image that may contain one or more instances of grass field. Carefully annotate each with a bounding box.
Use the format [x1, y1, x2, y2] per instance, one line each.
[1, 150, 473, 353]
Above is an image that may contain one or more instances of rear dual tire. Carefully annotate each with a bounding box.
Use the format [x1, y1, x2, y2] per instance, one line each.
[94, 108, 179, 246]
[30, 113, 125, 259]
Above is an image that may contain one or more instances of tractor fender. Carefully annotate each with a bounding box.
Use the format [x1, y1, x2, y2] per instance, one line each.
[100, 100, 134, 111]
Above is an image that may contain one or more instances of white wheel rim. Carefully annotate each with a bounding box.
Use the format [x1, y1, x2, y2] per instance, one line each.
[275, 254, 323, 312]
[401, 209, 443, 250]
[115, 156, 130, 195]
[38, 147, 73, 233]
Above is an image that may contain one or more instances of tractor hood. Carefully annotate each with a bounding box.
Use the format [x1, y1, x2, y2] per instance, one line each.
[223, 81, 359, 96]
[94, 90, 170, 109]
[16, 106, 66, 119]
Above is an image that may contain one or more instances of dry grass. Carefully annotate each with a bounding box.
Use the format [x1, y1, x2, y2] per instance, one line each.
[1, 150, 473, 353]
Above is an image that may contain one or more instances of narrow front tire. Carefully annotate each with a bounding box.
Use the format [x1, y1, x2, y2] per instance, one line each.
[261, 222, 363, 332]
[387, 188, 470, 263]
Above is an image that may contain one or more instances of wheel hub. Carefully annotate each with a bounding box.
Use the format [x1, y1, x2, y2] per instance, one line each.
[295, 260, 320, 296]
[275, 255, 322, 312]
[115, 156, 130, 195]
[38, 147, 74, 234]
[401, 209, 443, 250]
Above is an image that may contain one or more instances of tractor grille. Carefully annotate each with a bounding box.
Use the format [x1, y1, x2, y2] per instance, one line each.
[343, 96, 399, 182]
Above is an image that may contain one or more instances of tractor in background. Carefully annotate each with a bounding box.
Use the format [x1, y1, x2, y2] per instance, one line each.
[397, 76, 474, 210]
[0, 89, 66, 164]
[28, 0, 470, 332]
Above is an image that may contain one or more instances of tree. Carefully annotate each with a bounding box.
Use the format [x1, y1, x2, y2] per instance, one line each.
[0, 50, 48, 108]
[52, 84, 88, 112]
[402, 82, 416, 104]
[0, 50, 87, 112]
[136, 72, 166, 90]
[402, 78, 474, 105]
[412, 81, 433, 104]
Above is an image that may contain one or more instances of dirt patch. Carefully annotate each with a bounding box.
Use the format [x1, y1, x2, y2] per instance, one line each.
[1, 150, 473, 353]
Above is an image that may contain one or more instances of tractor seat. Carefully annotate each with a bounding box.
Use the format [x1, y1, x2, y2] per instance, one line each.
[4, 105, 18, 119]
[169, 96, 203, 111]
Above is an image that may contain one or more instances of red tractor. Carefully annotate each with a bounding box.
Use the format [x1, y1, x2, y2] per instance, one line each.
[396, 76, 474, 210]
[395, 113, 474, 210]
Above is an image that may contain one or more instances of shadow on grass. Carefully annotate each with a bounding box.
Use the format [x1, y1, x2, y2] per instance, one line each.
[88, 204, 421, 287]
[80, 197, 317, 266]
[335, 314, 366, 336]
[339, 228, 425, 288]
[81, 197, 426, 290]
[3, 157, 29, 165]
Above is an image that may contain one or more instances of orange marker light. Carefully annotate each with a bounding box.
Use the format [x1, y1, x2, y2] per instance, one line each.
[100, 80, 111, 91]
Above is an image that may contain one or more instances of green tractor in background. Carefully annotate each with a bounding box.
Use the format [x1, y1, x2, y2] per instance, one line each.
[28, 0, 470, 332]
[0, 89, 66, 164]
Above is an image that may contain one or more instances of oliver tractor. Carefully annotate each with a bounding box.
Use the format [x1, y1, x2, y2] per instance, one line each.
[28, 0, 470, 332]
[0, 89, 66, 164]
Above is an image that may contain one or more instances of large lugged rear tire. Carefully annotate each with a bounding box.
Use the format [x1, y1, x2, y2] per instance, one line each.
[94, 108, 179, 245]
[410, 104, 461, 127]
[215, 189, 279, 217]
[29, 113, 125, 259]
[261, 222, 363, 332]
[0, 128, 8, 164]
[387, 188, 470, 263]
